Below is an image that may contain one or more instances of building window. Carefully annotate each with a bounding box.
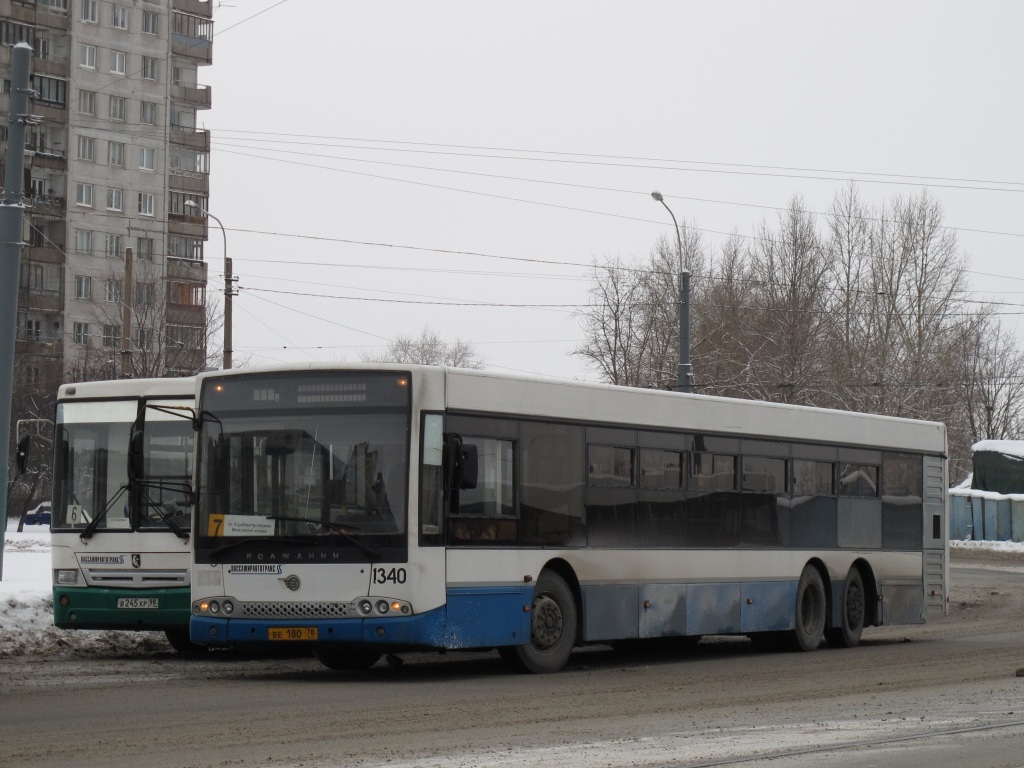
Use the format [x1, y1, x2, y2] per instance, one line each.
[136, 237, 154, 261]
[106, 188, 123, 211]
[138, 192, 155, 217]
[75, 229, 92, 254]
[137, 327, 151, 349]
[1, 21, 35, 47]
[76, 135, 94, 161]
[109, 95, 126, 121]
[111, 5, 127, 29]
[75, 183, 93, 207]
[39, 0, 69, 15]
[108, 141, 124, 166]
[74, 275, 91, 300]
[141, 57, 157, 81]
[104, 233, 122, 258]
[72, 322, 88, 345]
[168, 235, 202, 260]
[78, 43, 96, 69]
[140, 101, 157, 125]
[104, 279, 122, 303]
[102, 324, 120, 348]
[142, 10, 158, 34]
[170, 147, 209, 174]
[109, 50, 126, 75]
[81, 0, 97, 23]
[139, 146, 155, 170]
[135, 281, 155, 306]
[31, 75, 66, 106]
[169, 192, 204, 216]
[78, 89, 95, 115]
[169, 282, 205, 306]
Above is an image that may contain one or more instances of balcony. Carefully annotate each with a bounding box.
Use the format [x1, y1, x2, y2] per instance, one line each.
[169, 126, 210, 152]
[25, 244, 63, 264]
[172, 0, 214, 17]
[26, 150, 66, 171]
[168, 214, 206, 240]
[167, 255, 207, 283]
[17, 288, 61, 313]
[171, 83, 212, 109]
[27, 196, 65, 218]
[172, 34, 213, 65]
[168, 171, 209, 195]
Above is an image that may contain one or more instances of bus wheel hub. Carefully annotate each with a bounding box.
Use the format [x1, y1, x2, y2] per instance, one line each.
[532, 595, 563, 649]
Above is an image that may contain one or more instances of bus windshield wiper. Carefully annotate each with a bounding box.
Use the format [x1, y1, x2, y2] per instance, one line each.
[140, 487, 189, 540]
[264, 514, 380, 560]
[80, 484, 130, 541]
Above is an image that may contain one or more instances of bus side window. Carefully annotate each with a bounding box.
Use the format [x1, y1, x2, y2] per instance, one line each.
[419, 414, 444, 546]
[449, 437, 517, 546]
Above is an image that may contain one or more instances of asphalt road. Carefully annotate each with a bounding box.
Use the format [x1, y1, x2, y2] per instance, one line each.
[3, 556, 1023, 768]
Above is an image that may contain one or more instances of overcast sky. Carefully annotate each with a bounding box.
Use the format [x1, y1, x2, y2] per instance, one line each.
[202, 1, 1024, 381]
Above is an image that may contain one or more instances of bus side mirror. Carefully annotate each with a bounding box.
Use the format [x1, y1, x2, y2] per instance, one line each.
[444, 434, 478, 491]
[15, 435, 29, 474]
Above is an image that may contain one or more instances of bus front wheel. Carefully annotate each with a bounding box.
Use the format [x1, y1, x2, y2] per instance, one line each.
[825, 567, 865, 648]
[499, 570, 577, 674]
[793, 565, 826, 652]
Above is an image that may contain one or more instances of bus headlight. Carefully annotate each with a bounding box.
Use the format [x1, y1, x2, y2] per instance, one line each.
[55, 569, 80, 586]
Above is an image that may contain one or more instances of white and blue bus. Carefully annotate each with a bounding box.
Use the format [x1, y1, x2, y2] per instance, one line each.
[188, 364, 947, 672]
[52, 377, 197, 652]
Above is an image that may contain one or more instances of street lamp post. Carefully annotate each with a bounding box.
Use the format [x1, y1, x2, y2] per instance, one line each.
[185, 200, 232, 369]
[651, 191, 693, 393]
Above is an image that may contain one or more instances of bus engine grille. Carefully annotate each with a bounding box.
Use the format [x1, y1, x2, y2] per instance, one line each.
[241, 601, 355, 619]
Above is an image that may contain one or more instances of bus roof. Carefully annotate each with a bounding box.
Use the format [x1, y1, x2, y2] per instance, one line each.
[57, 376, 195, 402]
[196, 364, 947, 456]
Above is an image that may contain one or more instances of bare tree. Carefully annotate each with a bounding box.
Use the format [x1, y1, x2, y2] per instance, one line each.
[574, 186, 1005, 475]
[68, 258, 219, 380]
[361, 327, 485, 369]
[575, 225, 708, 390]
[6, 355, 57, 530]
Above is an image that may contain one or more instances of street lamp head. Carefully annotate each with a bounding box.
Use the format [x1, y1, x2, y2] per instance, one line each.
[650, 190, 664, 202]
[184, 199, 198, 210]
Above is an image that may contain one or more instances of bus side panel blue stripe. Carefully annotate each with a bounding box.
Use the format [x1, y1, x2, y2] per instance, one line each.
[444, 586, 533, 648]
[741, 581, 796, 632]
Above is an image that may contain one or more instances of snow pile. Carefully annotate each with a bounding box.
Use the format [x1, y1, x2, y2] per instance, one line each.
[1, 521, 172, 657]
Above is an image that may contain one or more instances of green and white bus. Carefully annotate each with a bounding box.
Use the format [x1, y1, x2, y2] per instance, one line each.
[188, 364, 947, 672]
[52, 377, 196, 652]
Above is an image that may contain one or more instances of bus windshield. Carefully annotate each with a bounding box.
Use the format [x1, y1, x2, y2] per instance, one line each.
[53, 398, 194, 532]
[194, 371, 411, 563]
[54, 400, 134, 530]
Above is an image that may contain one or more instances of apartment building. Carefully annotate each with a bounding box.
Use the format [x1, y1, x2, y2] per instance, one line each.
[0, 0, 212, 386]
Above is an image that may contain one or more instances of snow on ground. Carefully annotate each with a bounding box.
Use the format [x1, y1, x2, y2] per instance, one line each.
[1, 518, 172, 656]
[3, 518, 1023, 657]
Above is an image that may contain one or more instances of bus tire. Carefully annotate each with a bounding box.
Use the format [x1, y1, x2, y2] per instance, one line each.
[500, 570, 577, 674]
[793, 565, 825, 652]
[825, 568, 865, 648]
[314, 646, 381, 671]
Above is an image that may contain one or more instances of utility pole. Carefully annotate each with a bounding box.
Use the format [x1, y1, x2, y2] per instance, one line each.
[121, 247, 134, 378]
[0, 43, 34, 579]
[651, 191, 694, 393]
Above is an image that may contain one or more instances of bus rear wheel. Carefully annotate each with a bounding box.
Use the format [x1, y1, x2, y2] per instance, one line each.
[315, 646, 381, 671]
[793, 565, 826, 652]
[825, 568, 865, 648]
[499, 570, 577, 674]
